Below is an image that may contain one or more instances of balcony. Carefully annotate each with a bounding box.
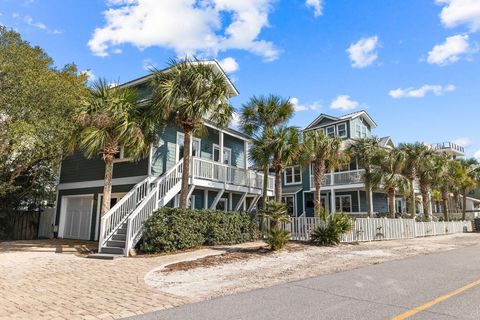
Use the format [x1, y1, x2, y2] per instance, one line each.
[430, 142, 465, 157]
[310, 169, 365, 189]
[192, 157, 275, 195]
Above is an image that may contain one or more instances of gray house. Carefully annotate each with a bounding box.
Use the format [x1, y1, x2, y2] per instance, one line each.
[54, 61, 274, 255]
[280, 111, 468, 217]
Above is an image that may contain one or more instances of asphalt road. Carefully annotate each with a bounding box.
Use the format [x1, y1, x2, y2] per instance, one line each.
[128, 244, 480, 320]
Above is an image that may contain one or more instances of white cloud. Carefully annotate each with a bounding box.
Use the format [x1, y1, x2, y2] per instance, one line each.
[219, 57, 239, 73]
[290, 97, 321, 112]
[330, 95, 360, 111]
[436, 0, 480, 32]
[474, 149, 480, 161]
[88, 0, 279, 62]
[427, 34, 474, 65]
[453, 137, 472, 147]
[306, 0, 323, 17]
[142, 58, 157, 71]
[81, 70, 96, 81]
[19, 15, 61, 34]
[346, 36, 379, 68]
[389, 84, 456, 98]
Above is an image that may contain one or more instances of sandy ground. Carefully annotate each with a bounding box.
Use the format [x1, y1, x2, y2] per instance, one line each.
[144, 233, 480, 302]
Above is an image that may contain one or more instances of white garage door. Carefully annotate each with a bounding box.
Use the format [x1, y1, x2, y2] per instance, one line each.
[61, 196, 93, 240]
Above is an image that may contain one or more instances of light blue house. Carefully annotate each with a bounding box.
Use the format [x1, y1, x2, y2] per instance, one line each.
[54, 61, 274, 255]
[280, 111, 467, 217]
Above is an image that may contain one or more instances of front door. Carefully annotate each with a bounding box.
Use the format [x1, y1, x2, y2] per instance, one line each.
[61, 195, 94, 240]
[282, 195, 295, 216]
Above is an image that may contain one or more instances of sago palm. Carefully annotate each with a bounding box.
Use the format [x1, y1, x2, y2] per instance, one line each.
[150, 58, 233, 208]
[240, 95, 294, 207]
[72, 78, 154, 216]
[346, 138, 381, 217]
[299, 130, 349, 215]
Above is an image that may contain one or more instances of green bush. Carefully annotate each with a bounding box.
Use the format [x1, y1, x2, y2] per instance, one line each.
[140, 207, 257, 253]
[311, 212, 352, 246]
[265, 228, 290, 251]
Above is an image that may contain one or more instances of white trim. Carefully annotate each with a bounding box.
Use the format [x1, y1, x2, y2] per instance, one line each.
[147, 144, 153, 176]
[190, 195, 196, 209]
[57, 176, 147, 191]
[326, 125, 336, 137]
[282, 195, 296, 216]
[112, 147, 133, 163]
[95, 192, 127, 241]
[284, 165, 302, 185]
[176, 132, 201, 162]
[59, 194, 94, 240]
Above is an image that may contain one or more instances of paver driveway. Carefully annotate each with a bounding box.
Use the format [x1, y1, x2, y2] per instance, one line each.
[0, 240, 208, 320]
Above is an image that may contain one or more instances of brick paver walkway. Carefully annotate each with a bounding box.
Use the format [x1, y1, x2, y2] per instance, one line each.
[0, 240, 254, 320]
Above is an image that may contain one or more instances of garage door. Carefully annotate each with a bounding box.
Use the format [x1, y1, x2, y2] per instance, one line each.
[61, 196, 93, 240]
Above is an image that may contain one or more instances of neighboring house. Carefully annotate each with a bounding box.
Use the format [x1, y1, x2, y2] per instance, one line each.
[54, 61, 274, 255]
[280, 111, 480, 217]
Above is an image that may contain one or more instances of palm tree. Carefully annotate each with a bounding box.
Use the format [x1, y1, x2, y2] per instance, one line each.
[346, 138, 381, 217]
[416, 148, 438, 221]
[270, 126, 301, 202]
[399, 143, 430, 218]
[240, 95, 294, 207]
[150, 58, 233, 208]
[299, 130, 349, 215]
[457, 159, 479, 220]
[249, 131, 273, 207]
[432, 155, 455, 221]
[72, 79, 154, 216]
[373, 148, 409, 218]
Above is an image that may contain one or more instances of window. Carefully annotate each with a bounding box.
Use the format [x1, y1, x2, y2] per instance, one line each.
[337, 123, 347, 138]
[361, 126, 367, 138]
[113, 147, 133, 163]
[355, 124, 361, 138]
[326, 126, 335, 137]
[284, 166, 302, 185]
[282, 196, 295, 216]
[335, 195, 352, 213]
[192, 139, 200, 158]
[177, 132, 200, 161]
[213, 144, 231, 165]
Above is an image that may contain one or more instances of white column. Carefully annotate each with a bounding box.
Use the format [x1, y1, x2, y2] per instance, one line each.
[229, 193, 233, 211]
[204, 189, 208, 209]
[368, 190, 374, 214]
[427, 189, 433, 218]
[330, 189, 336, 215]
[244, 141, 248, 169]
[357, 190, 361, 214]
[219, 131, 224, 163]
[419, 195, 424, 214]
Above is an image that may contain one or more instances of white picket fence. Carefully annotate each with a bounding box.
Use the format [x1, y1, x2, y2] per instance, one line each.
[270, 217, 472, 242]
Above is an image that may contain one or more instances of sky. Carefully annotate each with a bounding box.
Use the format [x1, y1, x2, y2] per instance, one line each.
[1, 0, 479, 158]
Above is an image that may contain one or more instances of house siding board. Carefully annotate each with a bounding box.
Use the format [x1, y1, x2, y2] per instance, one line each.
[224, 133, 245, 168]
[200, 127, 218, 160]
[59, 152, 148, 183]
[373, 192, 388, 213]
[55, 184, 134, 241]
[151, 125, 178, 176]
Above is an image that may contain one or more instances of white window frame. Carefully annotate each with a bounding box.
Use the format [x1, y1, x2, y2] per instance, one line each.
[176, 132, 201, 162]
[284, 165, 302, 185]
[361, 126, 367, 138]
[213, 144, 232, 165]
[335, 195, 352, 213]
[113, 147, 133, 163]
[337, 123, 347, 138]
[190, 195, 196, 210]
[282, 195, 296, 216]
[355, 124, 361, 138]
[326, 126, 336, 137]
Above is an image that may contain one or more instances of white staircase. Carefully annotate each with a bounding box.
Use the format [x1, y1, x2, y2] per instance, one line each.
[95, 159, 184, 257]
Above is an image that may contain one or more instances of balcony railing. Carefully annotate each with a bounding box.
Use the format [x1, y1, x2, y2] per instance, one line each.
[192, 157, 275, 191]
[310, 169, 365, 188]
[430, 142, 465, 154]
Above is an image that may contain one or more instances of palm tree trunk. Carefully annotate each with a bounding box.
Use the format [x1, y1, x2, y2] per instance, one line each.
[409, 178, 416, 218]
[420, 181, 431, 221]
[262, 165, 269, 209]
[365, 168, 373, 218]
[101, 156, 114, 216]
[462, 189, 467, 221]
[388, 188, 396, 219]
[179, 127, 192, 209]
[453, 192, 460, 214]
[274, 166, 282, 202]
[314, 160, 325, 216]
[441, 187, 449, 221]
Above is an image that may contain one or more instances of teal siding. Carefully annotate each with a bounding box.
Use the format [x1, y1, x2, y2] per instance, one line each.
[224, 133, 245, 168]
[59, 152, 148, 184]
[151, 125, 178, 176]
[200, 127, 219, 160]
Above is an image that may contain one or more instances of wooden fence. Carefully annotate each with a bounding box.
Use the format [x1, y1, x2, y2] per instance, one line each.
[268, 217, 472, 242]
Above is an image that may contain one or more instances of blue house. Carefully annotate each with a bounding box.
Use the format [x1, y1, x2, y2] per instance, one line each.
[54, 61, 274, 255]
[280, 111, 467, 217]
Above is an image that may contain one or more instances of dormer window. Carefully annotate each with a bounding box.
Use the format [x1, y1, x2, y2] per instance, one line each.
[337, 123, 347, 138]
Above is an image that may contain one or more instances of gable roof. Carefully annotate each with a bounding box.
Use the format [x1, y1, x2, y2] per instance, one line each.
[304, 110, 377, 131]
[118, 59, 239, 96]
[379, 136, 395, 149]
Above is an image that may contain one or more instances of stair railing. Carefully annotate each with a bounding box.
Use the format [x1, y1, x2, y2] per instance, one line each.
[98, 176, 152, 251]
[124, 158, 184, 255]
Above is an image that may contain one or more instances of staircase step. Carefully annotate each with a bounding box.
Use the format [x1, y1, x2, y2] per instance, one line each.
[112, 234, 126, 241]
[100, 246, 125, 255]
[107, 240, 126, 248]
[116, 228, 127, 235]
[87, 253, 122, 260]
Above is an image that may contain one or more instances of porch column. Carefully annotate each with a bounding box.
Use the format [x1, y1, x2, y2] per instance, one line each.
[330, 189, 336, 215]
[418, 195, 424, 215]
[219, 131, 224, 163]
[244, 141, 248, 169]
[368, 190, 374, 214]
[427, 189, 433, 218]
[357, 190, 361, 213]
[204, 189, 209, 209]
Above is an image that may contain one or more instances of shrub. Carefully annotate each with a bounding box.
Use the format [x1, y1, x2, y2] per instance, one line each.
[265, 228, 290, 251]
[141, 207, 256, 253]
[311, 212, 352, 246]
